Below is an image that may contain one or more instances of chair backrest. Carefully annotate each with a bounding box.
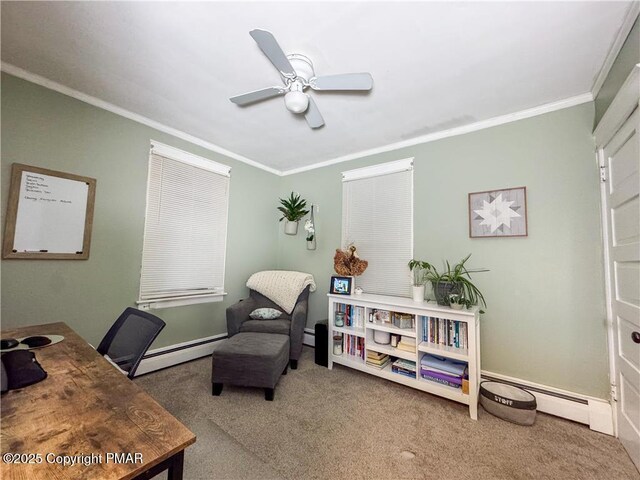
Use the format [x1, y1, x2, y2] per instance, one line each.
[97, 307, 165, 379]
[248, 285, 311, 312]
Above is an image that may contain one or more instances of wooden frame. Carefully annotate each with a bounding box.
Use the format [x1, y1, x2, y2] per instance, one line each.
[329, 276, 353, 295]
[468, 186, 528, 238]
[2, 163, 96, 260]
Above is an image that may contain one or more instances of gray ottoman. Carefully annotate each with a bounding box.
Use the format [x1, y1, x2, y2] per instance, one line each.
[211, 332, 289, 401]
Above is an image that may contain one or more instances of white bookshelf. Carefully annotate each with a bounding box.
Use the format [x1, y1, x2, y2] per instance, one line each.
[328, 292, 481, 419]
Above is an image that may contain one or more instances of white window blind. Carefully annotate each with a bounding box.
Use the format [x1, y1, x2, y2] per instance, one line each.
[342, 159, 413, 297]
[138, 142, 230, 308]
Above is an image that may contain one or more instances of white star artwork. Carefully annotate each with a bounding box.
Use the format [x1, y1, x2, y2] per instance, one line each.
[468, 187, 527, 237]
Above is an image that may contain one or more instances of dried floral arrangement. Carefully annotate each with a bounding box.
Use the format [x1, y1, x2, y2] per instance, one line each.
[333, 244, 368, 276]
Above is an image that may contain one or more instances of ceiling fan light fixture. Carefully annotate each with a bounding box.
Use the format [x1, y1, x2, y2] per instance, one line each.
[284, 90, 309, 113]
[230, 29, 373, 128]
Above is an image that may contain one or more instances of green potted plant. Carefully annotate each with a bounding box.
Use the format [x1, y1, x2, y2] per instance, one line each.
[277, 192, 309, 235]
[448, 294, 464, 310]
[422, 254, 488, 309]
[408, 259, 430, 302]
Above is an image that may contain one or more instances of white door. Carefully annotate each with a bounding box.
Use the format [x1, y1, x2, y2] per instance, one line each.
[602, 108, 640, 470]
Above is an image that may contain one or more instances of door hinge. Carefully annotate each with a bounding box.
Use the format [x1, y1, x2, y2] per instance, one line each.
[611, 384, 618, 402]
[600, 166, 607, 183]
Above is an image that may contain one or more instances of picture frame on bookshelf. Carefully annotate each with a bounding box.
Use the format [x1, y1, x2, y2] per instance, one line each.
[373, 309, 391, 323]
[330, 275, 353, 295]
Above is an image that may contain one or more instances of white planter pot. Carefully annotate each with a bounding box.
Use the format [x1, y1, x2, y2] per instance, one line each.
[412, 285, 425, 302]
[284, 220, 298, 235]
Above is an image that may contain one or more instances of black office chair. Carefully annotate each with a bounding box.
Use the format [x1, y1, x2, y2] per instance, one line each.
[97, 307, 166, 379]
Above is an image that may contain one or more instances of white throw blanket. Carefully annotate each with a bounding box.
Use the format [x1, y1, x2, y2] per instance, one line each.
[246, 271, 316, 314]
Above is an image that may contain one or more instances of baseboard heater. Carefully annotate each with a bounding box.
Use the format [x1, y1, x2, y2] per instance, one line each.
[480, 373, 588, 405]
[142, 335, 228, 360]
[135, 333, 228, 377]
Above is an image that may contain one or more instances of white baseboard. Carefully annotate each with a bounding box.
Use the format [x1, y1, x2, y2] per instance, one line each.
[303, 328, 315, 347]
[135, 333, 227, 377]
[481, 370, 613, 435]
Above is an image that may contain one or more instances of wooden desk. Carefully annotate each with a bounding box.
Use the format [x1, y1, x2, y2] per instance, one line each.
[0, 322, 195, 480]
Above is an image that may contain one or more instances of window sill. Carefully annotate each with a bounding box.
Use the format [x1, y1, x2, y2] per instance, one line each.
[137, 293, 227, 310]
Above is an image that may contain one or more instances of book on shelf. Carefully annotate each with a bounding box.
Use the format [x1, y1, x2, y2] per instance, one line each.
[392, 358, 416, 371]
[366, 354, 390, 369]
[396, 341, 416, 352]
[366, 355, 389, 366]
[393, 367, 416, 378]
[366, 350, 386, 361]
[392, 358, 417, 378]
[420, 354, 467, 376]
[420, 370, 462, 389]
[421, 316, 468, 350]
[344, 334, 365, 360]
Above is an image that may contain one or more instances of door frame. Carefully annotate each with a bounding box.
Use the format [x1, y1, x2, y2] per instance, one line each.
[594, 64, 639, 437]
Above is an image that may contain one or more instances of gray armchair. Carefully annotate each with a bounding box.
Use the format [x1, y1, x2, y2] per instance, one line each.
[226, 286, 310, 369]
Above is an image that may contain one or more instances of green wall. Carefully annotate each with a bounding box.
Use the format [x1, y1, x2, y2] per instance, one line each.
[595, 16, 639, 124]
[278, 103, 608, 399]
[1, 73, 608, 398]
[1, 73, 280, 348]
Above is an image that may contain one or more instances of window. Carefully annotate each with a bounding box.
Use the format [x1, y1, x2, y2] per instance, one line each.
[341, 158, 413, 297]
[138, 141, 230, 309]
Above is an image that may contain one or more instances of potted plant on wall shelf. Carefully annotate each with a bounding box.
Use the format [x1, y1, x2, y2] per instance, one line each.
[408, 259, 430, 302]
[277, 192, 310, 235]
[424, 254, 488, 310]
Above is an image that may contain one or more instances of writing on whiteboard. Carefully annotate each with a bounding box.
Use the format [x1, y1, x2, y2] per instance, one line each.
[13, 172, 89, 253]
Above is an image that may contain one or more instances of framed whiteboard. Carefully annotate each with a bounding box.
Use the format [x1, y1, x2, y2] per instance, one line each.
[2, 164, 97, 259]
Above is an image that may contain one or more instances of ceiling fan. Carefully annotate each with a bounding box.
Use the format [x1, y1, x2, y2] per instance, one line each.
[230, 29, 373, 129]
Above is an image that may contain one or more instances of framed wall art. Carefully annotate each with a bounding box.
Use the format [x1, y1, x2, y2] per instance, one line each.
[468, 186, 527, 238]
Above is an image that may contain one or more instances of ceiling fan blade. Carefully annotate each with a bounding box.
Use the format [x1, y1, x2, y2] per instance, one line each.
[304, 96, 325, 129]
[249, 29, 296, 78]
[309, 73, 373, 91]
[229, 86, 285, 106]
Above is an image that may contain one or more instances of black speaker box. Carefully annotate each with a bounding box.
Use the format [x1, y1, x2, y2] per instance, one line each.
[314, 320, 328, 367]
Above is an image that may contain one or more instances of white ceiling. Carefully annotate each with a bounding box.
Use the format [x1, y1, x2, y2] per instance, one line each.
[1, 1, 634, 172]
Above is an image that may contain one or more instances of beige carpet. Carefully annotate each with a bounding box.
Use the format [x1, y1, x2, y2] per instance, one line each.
[135, 347, 639, 480]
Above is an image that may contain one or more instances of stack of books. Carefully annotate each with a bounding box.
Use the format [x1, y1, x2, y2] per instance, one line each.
[366, 350, 390, 369]
[420, 354, 467, 389]
[392, 358, 416, 378]
[396, 336, 416, 352]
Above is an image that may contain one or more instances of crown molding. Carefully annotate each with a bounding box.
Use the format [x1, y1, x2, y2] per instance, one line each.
[280, 92, 594, 176]
[3, 63, 595, 179]
[591, 2, 639, 99]
[0, 62, 282, 176]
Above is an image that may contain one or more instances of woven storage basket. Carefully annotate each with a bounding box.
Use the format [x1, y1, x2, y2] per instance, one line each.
[480, 381, 537, 426]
